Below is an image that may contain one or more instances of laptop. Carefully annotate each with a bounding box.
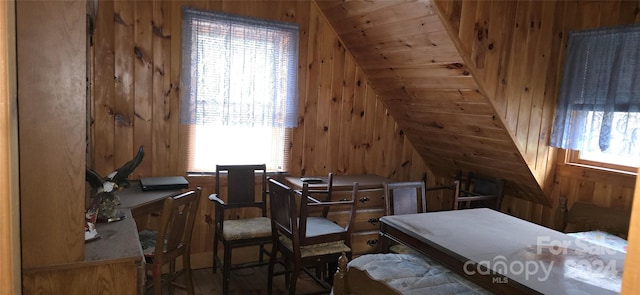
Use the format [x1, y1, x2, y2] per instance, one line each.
[139, 176, 189, 191]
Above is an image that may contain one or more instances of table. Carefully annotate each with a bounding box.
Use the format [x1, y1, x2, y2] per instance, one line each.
[285, 174, 391, 255]
[379, 208, 625, 295]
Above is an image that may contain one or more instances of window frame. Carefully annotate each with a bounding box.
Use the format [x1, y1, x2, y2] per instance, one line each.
[565, 149, 638, 175]
[180, 8, 299, 174]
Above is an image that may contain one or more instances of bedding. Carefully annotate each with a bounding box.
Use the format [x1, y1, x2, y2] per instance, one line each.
[338, 253, 492, 295]
[567, 230, 628, 253]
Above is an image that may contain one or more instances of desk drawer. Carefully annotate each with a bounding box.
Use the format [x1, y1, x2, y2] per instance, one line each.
[353, 209, 385, 232]
[352, 231, 380, 255]
[315, 189, 385, 210]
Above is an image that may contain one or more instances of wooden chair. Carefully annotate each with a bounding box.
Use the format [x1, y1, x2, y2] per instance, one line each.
[384, 181, 427, 255]
[384, 181, 427, 216]
[425, 178, 460, 212]
[302, 172, 334, 218]
[267, 178, 357, 295]
[455, 171, 506, 210]
[209, 164, 272, 295]
[139, 187, 202, 295]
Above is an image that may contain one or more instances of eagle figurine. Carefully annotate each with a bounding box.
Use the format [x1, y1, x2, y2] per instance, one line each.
[86, 145, 145, 194]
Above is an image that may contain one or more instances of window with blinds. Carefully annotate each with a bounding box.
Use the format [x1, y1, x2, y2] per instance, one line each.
[551, 24, 640, 172]
[180, 8, 299, 173]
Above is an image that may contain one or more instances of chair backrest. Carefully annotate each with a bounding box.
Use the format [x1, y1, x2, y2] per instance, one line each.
[154, 187, 202, 262]
[456, 172, 506, 210]
[305, 172, 334, 217]
[268, 178, 357, 248]
[267, 178, 297, 240]
[216, 164, 267, 214]
[384, 181, 427, 215]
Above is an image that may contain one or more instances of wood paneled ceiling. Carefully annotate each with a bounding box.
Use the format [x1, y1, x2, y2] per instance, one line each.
[314, 0, 549, 205]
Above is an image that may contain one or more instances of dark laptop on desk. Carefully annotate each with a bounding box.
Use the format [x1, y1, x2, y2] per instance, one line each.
[139, 176, 189, 191]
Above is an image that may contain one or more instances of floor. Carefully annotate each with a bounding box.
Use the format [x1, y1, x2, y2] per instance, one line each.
[163, 264, 330, 295]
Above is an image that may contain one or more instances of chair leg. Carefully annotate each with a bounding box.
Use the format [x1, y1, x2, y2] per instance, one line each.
[223, 244, 232, 295]
[213, 229, 220, 273]
[153, 264, 163, 295]
[284, 255, 290, 287]
[267, 243, 278, 295]
[289, 266, 300, 295]
[259, 243, 265, 262]
[169, 261, 176, 295]
[184, 252, 195, 295]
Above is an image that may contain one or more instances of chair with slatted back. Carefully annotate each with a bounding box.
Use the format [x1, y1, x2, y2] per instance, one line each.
[139, 187, 202, 295]
[455, 171, 506, 210]
[384, 181, 427, 255]
[209, 164, 272, 295]
[267, 178, 357, 295]
[302, 172, 334, 218]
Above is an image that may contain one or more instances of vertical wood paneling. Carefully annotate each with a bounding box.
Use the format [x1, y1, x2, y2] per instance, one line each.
[300, 5, 321, 175]
[313, 16, 334, 173]
[347, 69, 367, 174]
[328, 40, 345, 173]
[133, 1, 153, 178]
[337, 53, 356, 174]
[18, 0, 86, 268]
[151, 1, 173, 175]
[0, 0, 18, 292]
[113, 1, 135, 176]
[93, 0, 116, 175]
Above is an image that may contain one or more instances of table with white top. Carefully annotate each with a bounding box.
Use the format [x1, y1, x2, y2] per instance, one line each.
[378, 208, 625, 295]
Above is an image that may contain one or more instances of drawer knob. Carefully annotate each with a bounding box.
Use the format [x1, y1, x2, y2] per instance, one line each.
[366, 239, 378, 247]
[359, 197, 370, 203]
[368, 218, 380, 225]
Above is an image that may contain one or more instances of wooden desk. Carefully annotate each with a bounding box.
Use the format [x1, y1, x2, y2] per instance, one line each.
[116, 181, 182, 230]
[23, 210, 145, 294]
[379, 208, 625, 295]
[22, 184, 182, 294]
[285, 174, 391, 255]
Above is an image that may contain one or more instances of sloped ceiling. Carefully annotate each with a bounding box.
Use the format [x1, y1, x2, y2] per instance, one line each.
[314, 0, 550, 205]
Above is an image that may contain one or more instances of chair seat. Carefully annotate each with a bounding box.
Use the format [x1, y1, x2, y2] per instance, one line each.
[305, 217, 347, 238]
[139, 229, 158, 255]
[279, 235, 351, 258]
[223, 217, 272, 240]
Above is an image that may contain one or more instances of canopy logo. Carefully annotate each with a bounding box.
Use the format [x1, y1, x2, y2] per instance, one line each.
[462, 236, 620, 283]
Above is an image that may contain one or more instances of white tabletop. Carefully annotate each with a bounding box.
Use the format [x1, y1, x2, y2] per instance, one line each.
[380, 208, 625, 295]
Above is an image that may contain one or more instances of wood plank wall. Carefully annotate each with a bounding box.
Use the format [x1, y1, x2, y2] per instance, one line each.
[91, 0, 439, 263]
[0, 0, 19, 292]
[434, 0, 640, 227]
[91, 0, 433, 181]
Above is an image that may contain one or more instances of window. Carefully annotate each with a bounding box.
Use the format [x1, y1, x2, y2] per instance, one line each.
[180, 8, 299, 172]
[551, 24, 640, 172]
[568, 149, 638, 173]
